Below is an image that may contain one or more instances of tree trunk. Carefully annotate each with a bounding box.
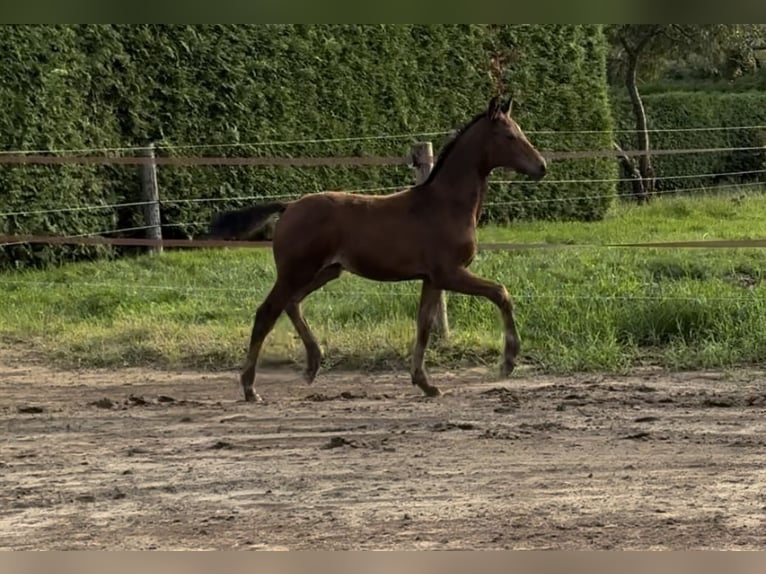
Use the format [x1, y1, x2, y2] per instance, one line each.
[625, 50, 654, 202]
[613, 142, 645, 201]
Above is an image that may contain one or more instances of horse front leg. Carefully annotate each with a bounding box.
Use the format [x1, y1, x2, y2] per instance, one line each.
[432, 267, 520, 377]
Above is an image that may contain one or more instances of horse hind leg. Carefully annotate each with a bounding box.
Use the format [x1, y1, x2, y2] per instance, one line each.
[411, 280, 444, 397]
[240, 280, 293, 402]
[285, 304, 320, 385]
[285, 264, 343, 385]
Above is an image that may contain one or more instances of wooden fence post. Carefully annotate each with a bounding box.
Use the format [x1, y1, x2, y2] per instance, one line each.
[141, 142, 163, 255]
[412, 141, 449, 339]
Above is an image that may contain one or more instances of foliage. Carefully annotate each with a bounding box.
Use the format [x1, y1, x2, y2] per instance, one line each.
[636, 69, 766, 95]
[0, 25, 616, 268]
[605, 25, 766, 86]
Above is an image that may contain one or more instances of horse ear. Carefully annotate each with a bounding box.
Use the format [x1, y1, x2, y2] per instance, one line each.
[487, 96, 501, 118]
[502, 97, 513, 115]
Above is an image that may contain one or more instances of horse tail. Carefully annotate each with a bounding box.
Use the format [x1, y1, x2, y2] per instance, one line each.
[208, 201, 289, 240]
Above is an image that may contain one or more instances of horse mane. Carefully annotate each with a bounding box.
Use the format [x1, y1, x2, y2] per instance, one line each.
[422, 111, 486, 186]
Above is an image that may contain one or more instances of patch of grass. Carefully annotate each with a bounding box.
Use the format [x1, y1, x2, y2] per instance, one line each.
[4, 193, 766, 374]
[480, 190, 766, 244]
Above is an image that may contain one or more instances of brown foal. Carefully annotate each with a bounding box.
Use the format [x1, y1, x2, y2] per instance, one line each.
[209, 96, 547, 401]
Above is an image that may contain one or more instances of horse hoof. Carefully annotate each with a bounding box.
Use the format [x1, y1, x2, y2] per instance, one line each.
[243, 390, 263, 403]
[302, 368, 319, 385]
[500, 361, 515, 378]
[422, 384, 442, 397]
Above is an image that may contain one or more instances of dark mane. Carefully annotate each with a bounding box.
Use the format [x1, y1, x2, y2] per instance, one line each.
[423, 111, 486, 185]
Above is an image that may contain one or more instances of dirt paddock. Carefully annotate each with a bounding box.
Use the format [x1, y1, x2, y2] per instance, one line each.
[2, 352, 766, 550]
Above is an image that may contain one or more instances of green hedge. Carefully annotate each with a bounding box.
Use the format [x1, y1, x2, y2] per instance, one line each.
[612, 90, 766, 194]
[0, 25, 123, 268]
[1, 25, 617, 268]
[480, 25, 617, 223]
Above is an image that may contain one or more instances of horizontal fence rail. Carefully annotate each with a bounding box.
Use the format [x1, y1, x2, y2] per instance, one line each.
[5, 234, 766, 251]
[2, 179, 766, 220]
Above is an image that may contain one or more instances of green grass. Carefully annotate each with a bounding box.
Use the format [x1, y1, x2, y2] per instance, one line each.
[4, 192, 766, 374]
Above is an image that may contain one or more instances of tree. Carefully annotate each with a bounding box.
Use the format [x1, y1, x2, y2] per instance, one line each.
[606, 25, 765, 202]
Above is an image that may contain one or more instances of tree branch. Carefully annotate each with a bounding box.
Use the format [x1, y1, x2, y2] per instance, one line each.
[667, 24, 696, 44]
[635, 26, 662, 53]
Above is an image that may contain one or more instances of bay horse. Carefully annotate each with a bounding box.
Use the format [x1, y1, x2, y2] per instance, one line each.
[209, 96, 547, 402]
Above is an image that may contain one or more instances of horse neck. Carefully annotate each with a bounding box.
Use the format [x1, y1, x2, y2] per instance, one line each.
[428, 125, 490, 218]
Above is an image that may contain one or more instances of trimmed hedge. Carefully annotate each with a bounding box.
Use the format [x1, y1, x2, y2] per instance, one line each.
[1, 25, 617, 268]
[481, 25, 617, 223]
[0, 25, 123, 268]
[612, 90, 766, 194]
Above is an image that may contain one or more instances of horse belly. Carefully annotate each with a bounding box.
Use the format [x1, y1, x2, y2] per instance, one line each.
[332, 248, 422, 282]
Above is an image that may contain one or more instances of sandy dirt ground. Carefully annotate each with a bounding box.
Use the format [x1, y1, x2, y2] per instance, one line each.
[2, 351, 766, 550]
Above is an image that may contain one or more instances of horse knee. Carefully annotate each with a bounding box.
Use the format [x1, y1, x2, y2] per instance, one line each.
[493, 285, 513, 310]
[256, 288, 292, 320]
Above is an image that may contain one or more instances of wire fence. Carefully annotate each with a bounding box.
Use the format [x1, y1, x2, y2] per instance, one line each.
[2, 277, 764, 303]
[0, 122, 765, 157]
[3, 124, 766, 371]
[1, 139, 765, 312]
[2, 168, 766, 223]
[2, 126, 766, 250]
